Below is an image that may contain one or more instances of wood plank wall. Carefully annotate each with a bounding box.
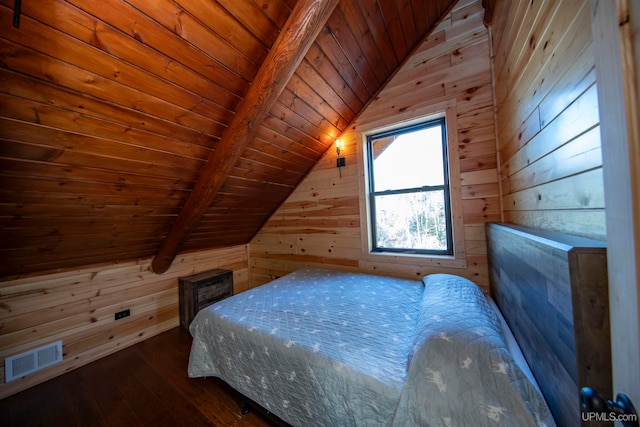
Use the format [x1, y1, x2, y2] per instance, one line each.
[0, 245, 249, 399]
[250, 0, 498, 288]
[491, 0, 605, 240]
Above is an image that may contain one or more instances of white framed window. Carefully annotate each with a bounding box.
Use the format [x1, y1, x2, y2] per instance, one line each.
[367, 117, 453, 255]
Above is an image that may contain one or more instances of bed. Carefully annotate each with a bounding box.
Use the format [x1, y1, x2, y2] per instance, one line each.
[188, 267, 555, 426]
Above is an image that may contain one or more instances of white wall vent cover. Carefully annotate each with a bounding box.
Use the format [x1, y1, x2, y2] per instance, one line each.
[5, 341, 63, 383]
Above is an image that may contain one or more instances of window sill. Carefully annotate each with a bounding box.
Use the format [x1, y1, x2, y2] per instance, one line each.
[361, 250, 468, 269]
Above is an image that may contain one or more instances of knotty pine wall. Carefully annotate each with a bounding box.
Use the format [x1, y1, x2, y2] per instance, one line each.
[0, 245, 249, 399]
[491, 0, 605, 240]
[0, 0, 606, 401]
[250, 0, 498, 288]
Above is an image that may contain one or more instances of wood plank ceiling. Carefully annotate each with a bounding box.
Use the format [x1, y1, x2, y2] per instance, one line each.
[0, 0, 457, 278]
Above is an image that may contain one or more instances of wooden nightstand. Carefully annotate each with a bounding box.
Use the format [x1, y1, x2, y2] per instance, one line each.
[179, 268, 233, 329]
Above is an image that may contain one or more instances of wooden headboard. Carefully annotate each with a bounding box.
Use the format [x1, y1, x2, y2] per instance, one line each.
[486, 223, 612, 427]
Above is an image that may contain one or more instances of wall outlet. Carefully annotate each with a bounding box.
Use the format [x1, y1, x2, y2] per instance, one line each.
[114, 309, 130, 320]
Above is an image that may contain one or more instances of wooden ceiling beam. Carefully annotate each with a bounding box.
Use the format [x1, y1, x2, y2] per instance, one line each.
[150, 0, 340, 274]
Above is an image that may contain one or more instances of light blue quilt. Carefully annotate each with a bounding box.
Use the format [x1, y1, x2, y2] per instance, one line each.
[188, 268, 554, 426]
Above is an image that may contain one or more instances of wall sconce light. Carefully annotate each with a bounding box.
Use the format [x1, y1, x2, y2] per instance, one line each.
[336, 139, 345, 177]
[13, 0, 22, 28]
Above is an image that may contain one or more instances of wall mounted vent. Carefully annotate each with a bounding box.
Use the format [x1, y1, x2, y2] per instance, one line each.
[5, 341, 63, 383]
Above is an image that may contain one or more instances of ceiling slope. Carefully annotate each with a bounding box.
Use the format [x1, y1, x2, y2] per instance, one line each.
[151, 0, 340, 273]
[0, 0, 459, 279]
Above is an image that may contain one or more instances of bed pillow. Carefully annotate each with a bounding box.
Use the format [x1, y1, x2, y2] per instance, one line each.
[393, 274, 555, 426]
[408, 273, 502, 367]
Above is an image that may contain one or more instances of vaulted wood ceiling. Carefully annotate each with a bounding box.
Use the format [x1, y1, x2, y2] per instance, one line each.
[0, 0, 458, 278]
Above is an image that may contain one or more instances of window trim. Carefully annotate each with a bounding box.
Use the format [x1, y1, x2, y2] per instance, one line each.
[356, 102, 467, 269]
[366, 118, 454, 255]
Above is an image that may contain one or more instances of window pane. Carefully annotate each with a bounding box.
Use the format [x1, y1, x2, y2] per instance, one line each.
[373, 191, 448, 251]
[371, 125, 444, 191]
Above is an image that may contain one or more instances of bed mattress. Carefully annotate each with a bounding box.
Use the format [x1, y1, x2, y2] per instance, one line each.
[188, 268, 554, 426]
[189, 268, 422, 425]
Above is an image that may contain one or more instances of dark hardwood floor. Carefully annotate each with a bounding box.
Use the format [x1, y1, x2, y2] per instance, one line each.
[0, 327, 279, 426]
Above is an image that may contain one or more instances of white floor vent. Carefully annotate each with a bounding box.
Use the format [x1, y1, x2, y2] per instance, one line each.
[5, 341, 63, 383]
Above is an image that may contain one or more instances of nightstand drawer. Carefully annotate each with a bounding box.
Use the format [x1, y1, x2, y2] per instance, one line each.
[179, 269, 233, 329]
[197, 279, 232, 306]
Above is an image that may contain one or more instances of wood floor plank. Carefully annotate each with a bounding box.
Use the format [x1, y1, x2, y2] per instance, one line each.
[134, 330, 247, 426]
[97, 350, 179, 426]
[4, 383, 46, 426]
[58, 370, 110, 427]
[79, 352, 144, 426]
[0, 328, 278, 426]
